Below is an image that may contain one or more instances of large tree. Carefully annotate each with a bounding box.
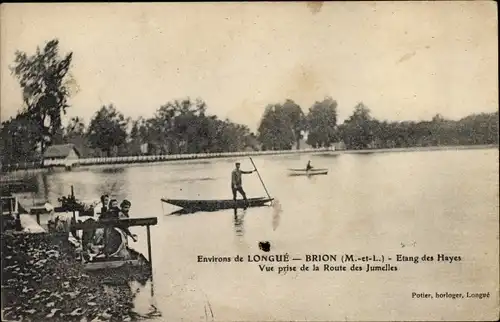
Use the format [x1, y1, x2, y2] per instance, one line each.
[9, 39, 74, 154]
[127, 118, 144, 155]
[0, 113, 42, 166]
[457, 112, 499, 145]
[142, 97, 253, 154]
[64, 117, 86, 139]
[282, 99, 306, 149]
[339, 102, 373, 149]
[257, 103, 295, 150]
[214, 120, 252, 152]
[87, 105, 129, 156]
[63, 116, 91, 156]
[306, 97, 338, 148]
[146, 98, 207, 154]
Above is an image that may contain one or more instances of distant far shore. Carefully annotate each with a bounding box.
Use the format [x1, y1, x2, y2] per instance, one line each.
[336, 144, 498, 155]
[1, 144, 497, 179]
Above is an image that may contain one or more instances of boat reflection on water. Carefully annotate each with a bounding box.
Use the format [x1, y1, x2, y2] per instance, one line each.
[232, 207, 250, 253]
[167, 208, 192, 216]
[233, 207, 245, 237]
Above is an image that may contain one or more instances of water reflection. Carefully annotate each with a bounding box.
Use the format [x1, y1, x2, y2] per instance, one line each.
[166, 207, 247, 237]
[165, 177, 217, 184]
[8, 149, 497, 321]
[167, 208, 191, 216]
[41, 173, 49, 198]
[316, 153, 340, 159]
[0, 176, 39, 195]
[100, 167, 126, 174]
[233, 207, 245, 236]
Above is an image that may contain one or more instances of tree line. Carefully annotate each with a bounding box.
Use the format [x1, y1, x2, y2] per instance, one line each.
[255, 97, 498, 150]
[1, 39, 498, 167]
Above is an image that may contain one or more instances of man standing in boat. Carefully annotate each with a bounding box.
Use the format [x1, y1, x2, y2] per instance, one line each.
[231, 162, 254, 203]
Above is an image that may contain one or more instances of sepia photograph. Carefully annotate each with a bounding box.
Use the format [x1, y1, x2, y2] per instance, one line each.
[1, 2, 498, 321]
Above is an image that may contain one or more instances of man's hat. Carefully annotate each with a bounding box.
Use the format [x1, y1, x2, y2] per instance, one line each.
[235, 162, 240, 165]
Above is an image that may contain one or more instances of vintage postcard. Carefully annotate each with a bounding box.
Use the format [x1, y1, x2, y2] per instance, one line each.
[1, 2, 498, 321]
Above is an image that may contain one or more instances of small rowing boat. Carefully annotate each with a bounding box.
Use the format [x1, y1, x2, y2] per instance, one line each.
[161, 197, 273, 212]
[288, 168, 329, 176]
[84, 244, 150, 271]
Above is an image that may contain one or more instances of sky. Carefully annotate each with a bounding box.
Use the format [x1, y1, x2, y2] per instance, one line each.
[1, 2, 498, 132]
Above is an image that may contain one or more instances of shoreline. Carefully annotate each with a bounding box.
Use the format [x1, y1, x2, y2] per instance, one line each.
[334, 144, 498, 155]
[1, 231, 157, 321]
[1, 144, 497, 178]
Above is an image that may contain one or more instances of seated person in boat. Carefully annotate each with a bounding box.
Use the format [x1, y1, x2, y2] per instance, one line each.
[102, 225, 133, 259]
[99, 199, 120, 220]
[90, 199, 119, 247]
[119, 199, 131, 218]
[86, 223, 133, 260]
[306, 160, 313, 171]
[231, 162, 254, 202]
[93, 194, 110, 218]
[83, 196, 117, 252]
[81, 195, 109, 250]
[101, 198, 137, 240]
[83, 199, 137, 258]
[119, 199, 137, 242]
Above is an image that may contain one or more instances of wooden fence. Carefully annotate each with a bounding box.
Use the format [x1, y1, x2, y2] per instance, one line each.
[1, 147, 336, 171]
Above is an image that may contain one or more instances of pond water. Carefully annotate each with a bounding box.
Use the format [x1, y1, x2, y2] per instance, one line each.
[20, 148, 499, 321]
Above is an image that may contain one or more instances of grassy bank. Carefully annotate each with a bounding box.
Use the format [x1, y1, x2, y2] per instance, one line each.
[1, 232, 158, 321]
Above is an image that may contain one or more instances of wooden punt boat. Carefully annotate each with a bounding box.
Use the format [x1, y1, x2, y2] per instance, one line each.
[82, 245, 152, 286]
[84, 246, 150, 271]
[161, 197, 273, 212]
[288, 168, 329, 176]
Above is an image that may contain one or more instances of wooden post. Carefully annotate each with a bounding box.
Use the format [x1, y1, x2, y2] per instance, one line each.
[104, 228, 108, 258]
[71, 185, 76, 222]
[146, 225, 153, 273]
[146, 224, 154, 296]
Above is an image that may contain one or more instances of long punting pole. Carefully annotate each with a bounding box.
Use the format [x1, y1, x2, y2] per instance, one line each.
[249, 157, 273, 203]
